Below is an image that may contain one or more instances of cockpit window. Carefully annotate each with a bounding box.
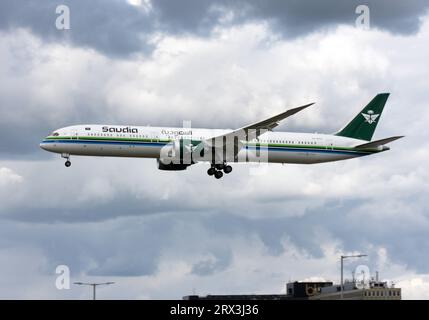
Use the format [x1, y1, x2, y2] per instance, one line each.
[51, 132, 59, 136]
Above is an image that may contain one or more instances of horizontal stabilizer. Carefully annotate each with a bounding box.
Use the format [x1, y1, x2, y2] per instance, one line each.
[354, 136, 404, 149]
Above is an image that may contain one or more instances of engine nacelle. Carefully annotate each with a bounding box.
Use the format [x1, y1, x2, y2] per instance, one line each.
[159, 139, 206, 166]
[157, 159, 189, 171]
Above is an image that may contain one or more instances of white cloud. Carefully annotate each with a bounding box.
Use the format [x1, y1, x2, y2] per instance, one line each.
[126, 0, 152, 13]
[0, 167, 23, 186]
[398, 277, 429, 300]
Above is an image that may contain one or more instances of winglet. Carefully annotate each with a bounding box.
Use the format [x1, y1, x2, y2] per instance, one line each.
[246, 102, 315, 131]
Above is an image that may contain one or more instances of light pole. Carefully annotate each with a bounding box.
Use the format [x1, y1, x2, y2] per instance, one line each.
[340, 254, 367, 300]
[74, 282, 115, 300]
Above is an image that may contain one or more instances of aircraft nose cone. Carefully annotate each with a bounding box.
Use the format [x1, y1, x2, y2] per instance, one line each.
[40, 141, 51, 151]
[40, 142, 47, 150]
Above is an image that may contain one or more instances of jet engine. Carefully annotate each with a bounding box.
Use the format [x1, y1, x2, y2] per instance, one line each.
[158, 139, 207, 170]
[157, 159, 190, 171]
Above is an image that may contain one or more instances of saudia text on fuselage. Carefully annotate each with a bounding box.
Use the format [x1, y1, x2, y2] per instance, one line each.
[102, 126, 138, 133]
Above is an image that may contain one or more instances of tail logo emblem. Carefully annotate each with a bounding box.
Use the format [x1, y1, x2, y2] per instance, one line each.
[362, 110, 379, 124]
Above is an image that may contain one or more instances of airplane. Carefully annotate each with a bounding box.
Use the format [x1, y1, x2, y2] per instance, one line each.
[40, 93, 403, 179]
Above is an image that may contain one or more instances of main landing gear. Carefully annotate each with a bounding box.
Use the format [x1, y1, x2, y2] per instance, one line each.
[207, 162, 232, 179]
[62, 153, 71, 167]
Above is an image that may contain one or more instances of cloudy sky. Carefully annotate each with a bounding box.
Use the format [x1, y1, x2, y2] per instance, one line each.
[1, 0, 429, 299]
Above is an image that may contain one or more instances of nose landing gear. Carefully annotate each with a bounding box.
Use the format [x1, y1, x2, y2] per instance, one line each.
[62, 153, 71, 168]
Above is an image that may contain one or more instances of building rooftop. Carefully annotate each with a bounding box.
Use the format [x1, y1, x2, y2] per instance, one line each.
[183, 273, 401, 300]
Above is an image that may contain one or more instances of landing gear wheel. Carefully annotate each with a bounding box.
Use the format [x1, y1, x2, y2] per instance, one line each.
[65, 160, 71, 167]
[214, 170, 223, 179]
[207, 167, 216, 176]
[223, 165, 232, 174]
[215, 163, 225, 170]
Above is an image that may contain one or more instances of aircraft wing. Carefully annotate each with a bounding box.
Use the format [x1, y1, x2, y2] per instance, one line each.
[205, 102, 314, 146]
[202, 102, 314, 162]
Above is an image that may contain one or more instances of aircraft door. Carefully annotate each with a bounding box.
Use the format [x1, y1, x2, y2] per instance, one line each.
[325, 138, 334, 150]
[150, 131, 159, 143]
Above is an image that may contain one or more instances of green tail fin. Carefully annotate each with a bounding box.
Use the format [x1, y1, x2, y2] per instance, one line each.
[335, 93, 390, 141]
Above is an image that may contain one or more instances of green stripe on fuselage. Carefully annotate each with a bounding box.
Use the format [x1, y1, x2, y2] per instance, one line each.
[46, 135, 380, 154]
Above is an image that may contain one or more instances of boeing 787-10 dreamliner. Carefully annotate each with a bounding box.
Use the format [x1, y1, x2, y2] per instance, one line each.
[40, 93, 403, 179]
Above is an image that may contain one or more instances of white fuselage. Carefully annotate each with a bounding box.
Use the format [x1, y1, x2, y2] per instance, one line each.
[40, 124, 381, 164]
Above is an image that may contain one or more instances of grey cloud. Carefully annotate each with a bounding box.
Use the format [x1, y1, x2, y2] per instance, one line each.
[0, 0, 223, 57]
[0, 0, 154, 57]
[0, 217, 174, 277]
[191, 249, 232, 276]
[0, 214, 232, 279]
[0, 1, 428, 58]
[201, 199, 429, 275]
[223, 0, 429, 37]
[1, 197, 428, 283]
